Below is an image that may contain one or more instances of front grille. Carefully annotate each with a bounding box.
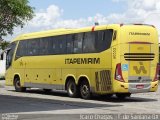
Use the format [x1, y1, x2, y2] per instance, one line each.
[124, 53, 154, 61]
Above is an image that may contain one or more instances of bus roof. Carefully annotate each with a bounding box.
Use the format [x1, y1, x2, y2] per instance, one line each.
[12, 24, 155, 41]
[12, 24, 121, 41]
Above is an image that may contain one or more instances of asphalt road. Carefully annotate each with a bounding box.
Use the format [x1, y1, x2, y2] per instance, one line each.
[0, 80, 160, 120]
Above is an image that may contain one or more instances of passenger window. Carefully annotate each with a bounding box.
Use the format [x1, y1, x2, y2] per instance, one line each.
[39, 37, 50, 55]
[57, 35, 67, 54]
[66, 34, 74, 54]
[73, 33, 83, 53]
[47, 37, 54, 55]
[16, 40, 27, 59]
[83, 32, 96, 53]
[95, 29, 113, 52]
[27, 39, 40, 56]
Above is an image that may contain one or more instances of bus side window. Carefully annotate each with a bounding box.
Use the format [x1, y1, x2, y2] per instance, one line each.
[73, 33, 83, 53]
[48, 36, 56, 55]
[39, 38, 47, 55]
[83, 32, 96, 53]
[27, 39, 40, 56]
[47, 37, 54, 55]
[96, 29, 113, 52]
[57, 35, 67, 54]
[66, 34, 74, 54]
[39, 37, 54, 55]
[52, 36, 59, 54]
[16, 40, 27, 59]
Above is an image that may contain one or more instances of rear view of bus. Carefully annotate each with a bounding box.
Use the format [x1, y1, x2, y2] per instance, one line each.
[113, 24, 159, 98]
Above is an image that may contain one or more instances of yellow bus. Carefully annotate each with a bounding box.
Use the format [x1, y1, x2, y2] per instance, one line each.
[5, 24, 159, 99]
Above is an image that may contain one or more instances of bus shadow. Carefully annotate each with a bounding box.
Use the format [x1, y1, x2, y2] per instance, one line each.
[92, 95, 158, 103]
[0, 94, 122, 113]
[28, 89, 68, 96]
[9, 89, 158, 103]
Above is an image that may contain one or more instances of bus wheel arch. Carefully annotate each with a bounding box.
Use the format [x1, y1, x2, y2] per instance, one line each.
[78, 76, 91, 99]
[13, 74, 26, 92]
[65, 76, 79, 98]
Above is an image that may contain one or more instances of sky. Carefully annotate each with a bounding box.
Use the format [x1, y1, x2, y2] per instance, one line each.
[4, 0, 160, 41]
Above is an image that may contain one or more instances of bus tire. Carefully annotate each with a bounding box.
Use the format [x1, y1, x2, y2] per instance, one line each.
[80, 80, 91, 99]
[67, 80, 78, 98]
[116, 93, 131, 99]
[14, 77, 26, 92]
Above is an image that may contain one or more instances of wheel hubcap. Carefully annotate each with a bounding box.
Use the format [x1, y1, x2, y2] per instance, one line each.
[81, 85, 89, 96]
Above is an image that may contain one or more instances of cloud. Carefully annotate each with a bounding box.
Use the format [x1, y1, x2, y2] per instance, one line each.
[4, 1, 160, 41]
[30, 5, 63, 27]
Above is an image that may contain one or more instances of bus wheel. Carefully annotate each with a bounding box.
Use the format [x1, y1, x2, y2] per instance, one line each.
[67, 80, 78, 97]
[14, 77, 26, 92]
[116, 93, 131, 99]
[80, 80, 91, 99]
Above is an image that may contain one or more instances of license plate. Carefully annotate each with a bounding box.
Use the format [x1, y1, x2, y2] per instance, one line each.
[136, 84, 144, 89]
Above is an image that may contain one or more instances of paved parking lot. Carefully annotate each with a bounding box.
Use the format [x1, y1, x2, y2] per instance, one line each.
[0, 80, 160, 120]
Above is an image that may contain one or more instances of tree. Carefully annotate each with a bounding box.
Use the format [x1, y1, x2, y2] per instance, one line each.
[0, 41, 10, 50]
[0, 0, 34, 38]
